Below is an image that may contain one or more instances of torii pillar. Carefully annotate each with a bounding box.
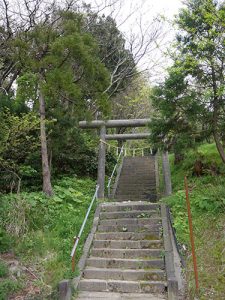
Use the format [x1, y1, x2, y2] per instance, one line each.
[97, 125, 106, 198]
[79, 119, 151, 199]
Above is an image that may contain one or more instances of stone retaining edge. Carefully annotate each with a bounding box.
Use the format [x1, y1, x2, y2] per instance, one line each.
[161, 203, 179, 300]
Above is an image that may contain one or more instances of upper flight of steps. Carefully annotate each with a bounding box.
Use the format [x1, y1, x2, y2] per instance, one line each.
[76, 156, 167, 299]
[115, 157, 157, 202]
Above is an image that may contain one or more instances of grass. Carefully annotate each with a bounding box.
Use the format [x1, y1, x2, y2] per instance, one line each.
[162, 143, 225, 299]
[0, 176, 97, 298]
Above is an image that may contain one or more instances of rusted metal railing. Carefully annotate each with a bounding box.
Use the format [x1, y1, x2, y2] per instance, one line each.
[70, 184, 99, 272]
[107, 145, 124, 197]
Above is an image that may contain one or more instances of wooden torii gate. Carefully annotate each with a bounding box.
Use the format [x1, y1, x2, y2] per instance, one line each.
[79, 119, 172, 198]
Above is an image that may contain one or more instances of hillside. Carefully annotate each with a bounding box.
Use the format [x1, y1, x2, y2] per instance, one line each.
[163, 143, 225, 299]
[0, 177, 96, 299]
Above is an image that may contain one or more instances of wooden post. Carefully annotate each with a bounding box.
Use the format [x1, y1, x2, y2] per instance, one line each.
[97, 125, 106, 199]
[184, 176, 199, 291]
[162, 151, 172, 196]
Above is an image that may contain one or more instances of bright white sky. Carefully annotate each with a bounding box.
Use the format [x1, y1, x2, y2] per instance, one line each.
[85, 0, 184, 83]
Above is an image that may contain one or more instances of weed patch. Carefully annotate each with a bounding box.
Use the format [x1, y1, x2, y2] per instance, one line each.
[162, 143, 225, 299]
[0, 176, 96, 298]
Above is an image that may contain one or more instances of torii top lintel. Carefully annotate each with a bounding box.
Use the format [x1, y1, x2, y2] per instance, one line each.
[79, 118, 151, 129]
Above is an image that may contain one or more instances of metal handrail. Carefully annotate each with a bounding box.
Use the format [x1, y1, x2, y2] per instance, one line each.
[107, 145, 124, 197]
[70, 184, 99, 271]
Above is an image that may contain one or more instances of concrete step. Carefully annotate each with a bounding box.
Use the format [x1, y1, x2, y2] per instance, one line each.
[116, 189, 156, 193]
[83, 267, 165, 281]
[99, 217, 161, 226]
[90, 248, 163, 259]
[118, 177, 155, 181]
[115, 193, 157, 197]
[119, 173, 155, 176]
[114, 197, 157, 202]
[117, 183, 156, 187]
[95, 231, 161, 241]
[101, 202, 159, 212]
[78, 279, 166, 293]
[76, 291, 167, 300]
[115, 196, 158, 202]
[100, 210, 160, 220]
[97, 223, 161, 233]
[93, 239, 163, 249]
[86, 257, 164, 269]
[120, 171, 154, 173]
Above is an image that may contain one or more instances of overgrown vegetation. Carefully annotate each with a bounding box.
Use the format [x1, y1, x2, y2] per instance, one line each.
[0, 177, 96, 298]
[163, 143, 225, 299]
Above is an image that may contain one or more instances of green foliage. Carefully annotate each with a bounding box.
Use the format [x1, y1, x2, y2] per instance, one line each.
[162, 143, 225, 299]
[0, 176, 96, 292]
[0, 279, 21, 300]
[0, 110, 40, 192]
[150, 0, 225, 162]
[0, 261, 8, 278]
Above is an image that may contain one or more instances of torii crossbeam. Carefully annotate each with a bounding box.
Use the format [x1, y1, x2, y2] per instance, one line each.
[79, 119, 151, 198]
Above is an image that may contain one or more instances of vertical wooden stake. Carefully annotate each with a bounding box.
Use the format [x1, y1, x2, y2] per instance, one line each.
[184, 176, 199, 291]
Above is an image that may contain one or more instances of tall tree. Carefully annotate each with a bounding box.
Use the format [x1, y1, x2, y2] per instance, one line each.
[6, 2, 109, 195]
[150, 0, 225, 163]
[175, 0, 225, 162]
[150, 61, 204, 163]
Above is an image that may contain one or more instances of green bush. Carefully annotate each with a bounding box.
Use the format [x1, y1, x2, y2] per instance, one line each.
[0, 176, 96, 290]
[163, 143, 225, 299]
[0, 228, 13, 253]
[0, 261, 8, 278]
[0, 279, 21, 300]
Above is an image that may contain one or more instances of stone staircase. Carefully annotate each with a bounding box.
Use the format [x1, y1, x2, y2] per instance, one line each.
[76, 156, 167, 299]
[115, 156, 157, 201]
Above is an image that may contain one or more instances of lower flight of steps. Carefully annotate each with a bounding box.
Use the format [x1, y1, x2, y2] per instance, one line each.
[77, 201, 167, 298]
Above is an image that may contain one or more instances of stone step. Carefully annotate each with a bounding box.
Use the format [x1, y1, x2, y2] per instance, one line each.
[76, 291, 167, 300]
[120, 169, 154, 171]
[119, 172, 155, 175]
[93, 239, 163, 249]
[83, 267, 165, 281]
[100, 210, 160, 220]
[117, 183, 156, 186]
[97, 223, 161, 233]
[119, 176, 154, 179]
[121, 165, 154, 168]
[114, 197, 157, 201]
[122, 165, 155, 169]
[116, 189, 156, 193]
[86, 257, 164, 269]
[95, 231, 161, 241]
[99, 218, 161, 227]
[90, 248, 163, 259]
[115, 193, 157, 197]
[78, 279, 166, 293]
[101, 202, 159, 212]
[117, 183, 156, 187]
[115, 196, 157, 202]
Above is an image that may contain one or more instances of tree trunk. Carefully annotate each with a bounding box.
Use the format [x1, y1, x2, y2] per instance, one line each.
[39, 89, 53, 196]
[213, 131, 225, 163]
[211, 64, 225, 164]
[174, 151, 184, 165]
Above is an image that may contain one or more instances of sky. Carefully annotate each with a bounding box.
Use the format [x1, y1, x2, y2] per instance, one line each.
[85, 0, 184, 83]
